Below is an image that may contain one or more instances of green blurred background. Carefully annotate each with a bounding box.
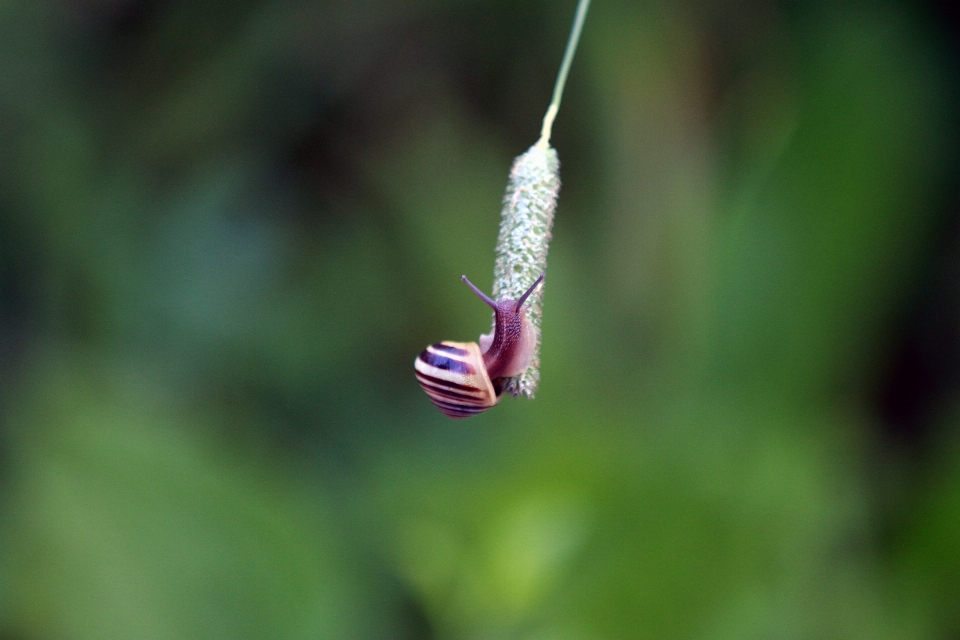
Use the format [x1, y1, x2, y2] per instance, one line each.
[2, 0, 959, 638]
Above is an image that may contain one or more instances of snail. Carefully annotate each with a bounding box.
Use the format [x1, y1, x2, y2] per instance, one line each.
[415, 274, 545, 418]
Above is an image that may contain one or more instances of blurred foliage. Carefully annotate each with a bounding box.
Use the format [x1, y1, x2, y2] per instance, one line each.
[1, 0, 959, 638]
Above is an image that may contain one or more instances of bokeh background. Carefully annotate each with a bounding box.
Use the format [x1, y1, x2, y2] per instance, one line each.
[2, 0, 960, 638]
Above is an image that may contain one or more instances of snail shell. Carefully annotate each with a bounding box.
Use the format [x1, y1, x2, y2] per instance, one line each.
[415, 274, 544, 418]
[414, 341, 498, 418]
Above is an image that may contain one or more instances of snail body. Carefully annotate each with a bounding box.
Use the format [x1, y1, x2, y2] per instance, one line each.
[415, 274, 544, 418]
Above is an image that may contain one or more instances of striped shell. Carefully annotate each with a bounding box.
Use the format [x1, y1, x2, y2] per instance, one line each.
[414, 341, 498, 418]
